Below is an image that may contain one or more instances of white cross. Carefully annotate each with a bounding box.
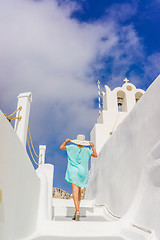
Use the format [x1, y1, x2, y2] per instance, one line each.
[123, 78, 129, 83]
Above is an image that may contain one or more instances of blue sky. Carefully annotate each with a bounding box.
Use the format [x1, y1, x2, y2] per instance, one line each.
[0, 0, 160, 194]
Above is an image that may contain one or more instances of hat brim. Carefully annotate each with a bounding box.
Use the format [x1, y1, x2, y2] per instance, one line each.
[71, 139, 90, 146]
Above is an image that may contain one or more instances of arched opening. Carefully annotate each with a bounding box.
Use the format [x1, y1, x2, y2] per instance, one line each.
[117, 90, 127, 112]
[135, 92, 143, 103]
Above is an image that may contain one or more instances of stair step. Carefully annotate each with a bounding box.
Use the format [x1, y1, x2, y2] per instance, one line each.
[35, 221, 121, 237]
[32, 237, 124, 240]
[52, 198, 95, 208]
[23, 219, 151, 240]
[54, 215, 108, 222]
[23, 199, 152, 240]
[52, 199, 105, 219]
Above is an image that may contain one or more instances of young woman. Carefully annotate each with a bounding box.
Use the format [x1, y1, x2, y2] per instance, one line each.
[60, 134, 97, 221]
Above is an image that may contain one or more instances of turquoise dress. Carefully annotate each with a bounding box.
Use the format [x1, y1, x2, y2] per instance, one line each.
[65, 144, 93, 187]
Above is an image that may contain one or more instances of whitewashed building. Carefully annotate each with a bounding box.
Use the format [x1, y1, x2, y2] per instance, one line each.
[91, 78, 145, 153]
[0, 76, 160, 240]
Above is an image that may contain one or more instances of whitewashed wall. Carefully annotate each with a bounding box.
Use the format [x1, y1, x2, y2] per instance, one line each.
[0, 111, 40, 240]
[86, 75, 160, 237]
[36, 164, 54, 223]
[91, 111, 127, 154]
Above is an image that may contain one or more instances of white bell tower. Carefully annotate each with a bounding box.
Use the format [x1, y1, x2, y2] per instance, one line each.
[91, 78, 145, 154]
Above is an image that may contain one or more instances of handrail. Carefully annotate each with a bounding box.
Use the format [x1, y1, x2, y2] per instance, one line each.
[27, 135, 42, 166]
[3, 106, 22, 122]
[7, 106, 22, 118]
[3, 105, 42, 166]
[95, 203, 152, 234]
[95, 204, 121, 219]
[132, 224, 152, 234]
[28, 125, 42, 158]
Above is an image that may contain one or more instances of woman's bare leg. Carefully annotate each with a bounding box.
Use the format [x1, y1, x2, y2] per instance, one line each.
[78, 187, 81, 210]
[71, 183, 79, 213]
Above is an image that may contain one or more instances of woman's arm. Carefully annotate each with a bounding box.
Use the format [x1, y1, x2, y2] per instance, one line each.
[90, 142, 98, 158]
[60, 138, 71, 150]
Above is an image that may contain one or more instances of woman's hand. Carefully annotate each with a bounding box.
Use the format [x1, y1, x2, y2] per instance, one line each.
[65, 138, 71, 143]
[60, 138, 71, 151]
[90, 142, 94, 148]
[90, 142, 98, 158]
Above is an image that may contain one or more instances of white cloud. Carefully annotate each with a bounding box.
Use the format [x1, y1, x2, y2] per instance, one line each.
[2, 0, 159, 192]
[105, 1, 138, 22]
[145, 52, 160, 79]
[0, 0, 145, 153]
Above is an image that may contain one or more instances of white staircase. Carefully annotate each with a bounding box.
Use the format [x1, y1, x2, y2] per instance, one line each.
[22, 199, 155, 240]
[52, 198, 107, 221]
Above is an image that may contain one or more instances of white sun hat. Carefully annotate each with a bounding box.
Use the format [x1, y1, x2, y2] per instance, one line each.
[71, 134, 90, 146]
